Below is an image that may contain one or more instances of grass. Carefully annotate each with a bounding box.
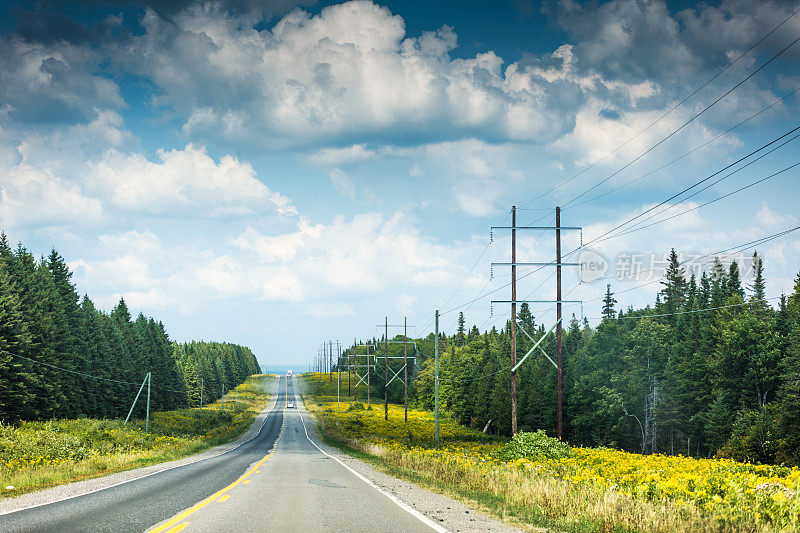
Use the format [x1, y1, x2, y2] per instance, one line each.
[0, 375, 274, 499]
[301, 372, 800, 532]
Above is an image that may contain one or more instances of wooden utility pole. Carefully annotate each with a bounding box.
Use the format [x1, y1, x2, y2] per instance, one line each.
[329, 340, 333, 381]
[367, 340, 371, 406]
[349, 338, 353, 398]
[490, 206, 580, 442]
[556, 206, 563, 440]
[404, 316, 408, 423]
[434, 310, 440, 445]
[510, 205, 518, 435]
[384, 317, 389, 421]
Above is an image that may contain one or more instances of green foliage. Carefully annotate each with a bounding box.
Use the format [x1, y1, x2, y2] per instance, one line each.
[405, 255, 800, 467]
[0, 233, 259, 423]
[497, 430, 572, 461]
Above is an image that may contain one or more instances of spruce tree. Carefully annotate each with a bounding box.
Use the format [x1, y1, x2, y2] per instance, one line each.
[601, 284, 617, 320]
[456, 312, 466, 346]
[748, 252, 769, 316]
[661, 249, 687, 321]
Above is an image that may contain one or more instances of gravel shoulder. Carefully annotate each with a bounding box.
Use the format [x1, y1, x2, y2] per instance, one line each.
[0, 382, 279, 516]
[297, 382, 532, 533]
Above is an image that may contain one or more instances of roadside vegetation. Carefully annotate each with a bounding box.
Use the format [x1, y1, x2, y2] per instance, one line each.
[0, 375, 272, 499]
[303, 372, 800, 532]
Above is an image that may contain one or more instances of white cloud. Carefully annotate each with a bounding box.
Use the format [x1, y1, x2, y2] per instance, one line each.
[308, 144, 377, 165]
[305, 302, 355, 317]
[0, 36, 123, 124]
[231, 212, 461, 296]
[87, 144, 296, 217]
[396, 293, 416, 314]
[329, 168, 356, 199]
[755, 201, 797, 229]
[0, 162, 104, 229]
[119, 1, 588, 149]
[68, 211, 487, 316]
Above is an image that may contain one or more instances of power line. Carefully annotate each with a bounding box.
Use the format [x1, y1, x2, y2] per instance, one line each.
[3, 350, 187, 394]
[610, 161, 800, 240]
[581, 125, 800, 249]
[565, 87, 800, 211]
[577, 225, 800, 310]
[519, 7, 800, 210]
[562, 30, 800, 209]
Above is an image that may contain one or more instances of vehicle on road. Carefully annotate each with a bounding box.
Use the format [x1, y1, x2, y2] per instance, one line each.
[287, 369, 292, 375]
[287, 402, 294, 408]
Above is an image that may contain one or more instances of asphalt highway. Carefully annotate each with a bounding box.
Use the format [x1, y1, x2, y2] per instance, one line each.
[147, 376, 442, 532]
[1, 376, 444, 533]
[0, 378, 285, 533]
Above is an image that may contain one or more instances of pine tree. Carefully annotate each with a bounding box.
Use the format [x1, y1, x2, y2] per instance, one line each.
[601, 284, 617, 320]
[456, 312, 466, 346]
[748, 252, 769, 316]
[517, 302, 535, 332]
[661, 249, 687, 321]
[0, 265, 34, 421]
[727, 261, 744, 300]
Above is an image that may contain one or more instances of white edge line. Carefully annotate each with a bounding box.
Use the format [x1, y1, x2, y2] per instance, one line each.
[0, 377, 284, 518]
[295, 378, 450, 533]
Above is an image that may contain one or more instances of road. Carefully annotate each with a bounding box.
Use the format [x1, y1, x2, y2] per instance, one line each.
[1, 376, 442, 533]
[0, 378, 285, 533]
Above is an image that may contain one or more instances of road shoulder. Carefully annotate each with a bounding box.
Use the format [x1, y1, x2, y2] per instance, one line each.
[0, 383, 280, 516]
[297, 392, 528, 532]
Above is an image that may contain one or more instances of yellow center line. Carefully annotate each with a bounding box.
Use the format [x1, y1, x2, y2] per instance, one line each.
[164, 523, 190, 533]
[217, 495, 232, 503]
[149, 379, 287, 533]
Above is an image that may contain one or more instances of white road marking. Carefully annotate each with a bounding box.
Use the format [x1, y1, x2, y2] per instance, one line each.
[0, 378, 284, 518]
[295, 380, 450, 533]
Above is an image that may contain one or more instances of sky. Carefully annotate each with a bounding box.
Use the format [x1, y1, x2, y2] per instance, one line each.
[1, 0, 799, 370]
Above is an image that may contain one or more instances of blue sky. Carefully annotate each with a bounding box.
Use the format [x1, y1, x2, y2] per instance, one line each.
[1, 0, 799, 369]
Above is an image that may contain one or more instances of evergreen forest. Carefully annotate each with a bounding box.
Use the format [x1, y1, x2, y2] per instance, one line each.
[347, 250, 800, 466]
[0, 234, 259, 423]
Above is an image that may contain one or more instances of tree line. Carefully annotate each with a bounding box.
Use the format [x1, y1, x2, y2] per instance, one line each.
[0, 234, 259, 423]
[349, 250, 800, 465]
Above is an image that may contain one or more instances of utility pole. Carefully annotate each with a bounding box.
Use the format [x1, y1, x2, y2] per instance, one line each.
[337, 352, 341, 411]
[146, 372, 150, 433]
[511, 205, 518, 435]
[490, 206, 581, 441]
[434, 310, 440, 445]
[556, 206, 563, 440]
[404, 316, 408, 423]
[349, 338, 353, 397]
[384, 316, 389, 421]
[329, 339, 333, 381]
[352, 337, 356, 400]
[200, 377, 204, 410]
[367, 339, 371, 407]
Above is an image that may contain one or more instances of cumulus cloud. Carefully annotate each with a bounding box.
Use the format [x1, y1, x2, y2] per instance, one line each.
[230, 212, 462, 297]
[87, 144, 296, 217]
[116, 0, 587, 149]
[68, 212, 486, 313]
[0, 162, 104, 229]
[0, 36, 123, 125]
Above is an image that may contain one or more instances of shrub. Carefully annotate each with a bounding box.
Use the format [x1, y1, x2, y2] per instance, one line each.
[497, 429, 572, 461]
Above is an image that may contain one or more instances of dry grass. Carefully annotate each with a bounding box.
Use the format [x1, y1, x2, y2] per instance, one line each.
[302, 372, 798, 533]
[0, 375, 273, 499]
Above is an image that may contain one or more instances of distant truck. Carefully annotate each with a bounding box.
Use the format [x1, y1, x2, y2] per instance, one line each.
[287, 369, 292, 376]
